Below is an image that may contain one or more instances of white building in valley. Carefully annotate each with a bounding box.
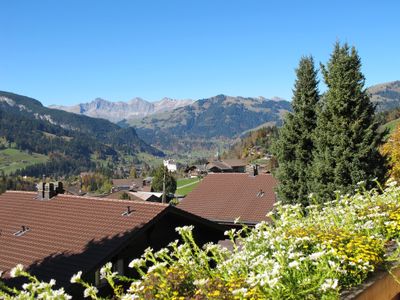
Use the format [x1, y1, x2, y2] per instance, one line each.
[163, 159, 177, 172]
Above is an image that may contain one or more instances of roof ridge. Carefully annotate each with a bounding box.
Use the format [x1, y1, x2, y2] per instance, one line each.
[4, 190, 36, 194]
[56, 194, 168, 207]
[208, 173, 273, 176]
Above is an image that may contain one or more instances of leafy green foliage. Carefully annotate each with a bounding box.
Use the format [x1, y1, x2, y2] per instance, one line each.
[272, 56, 319, 205]
[0, 172, 36, 193]
[119, 192, 131, 200]
[151, 165, 177, 194]
[311, 43, 387, 199]
[225, 126, 278, 160]
[81, 172, 112, 194]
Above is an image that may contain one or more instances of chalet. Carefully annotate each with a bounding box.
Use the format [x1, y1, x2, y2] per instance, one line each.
[206, 159, 247, 173]
[111, 178, 142, 192]
[0, 186, 226, 297]
[184, 165, 207, 178]
[178, 173, 278, 227]
[105, 190, 163, 202]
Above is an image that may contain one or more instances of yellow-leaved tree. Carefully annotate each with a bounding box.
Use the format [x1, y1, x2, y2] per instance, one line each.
[381, 124, 400, 181]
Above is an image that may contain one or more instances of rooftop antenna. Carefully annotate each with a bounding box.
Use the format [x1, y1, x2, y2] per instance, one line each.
[121, 206, 133, 216]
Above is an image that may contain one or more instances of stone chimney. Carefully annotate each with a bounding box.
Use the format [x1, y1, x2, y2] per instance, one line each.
[37, 181, 64, 200]
[252, 164, 259, 176]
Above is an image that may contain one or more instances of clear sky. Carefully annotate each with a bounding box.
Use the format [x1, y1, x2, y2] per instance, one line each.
[1, 0, 399, 106]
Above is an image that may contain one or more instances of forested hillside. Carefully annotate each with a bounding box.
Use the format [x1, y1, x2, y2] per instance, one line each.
[130, 94, 291, 152]
[0, 91, 163, 177]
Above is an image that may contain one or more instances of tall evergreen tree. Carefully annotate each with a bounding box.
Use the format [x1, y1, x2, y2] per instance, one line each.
[311, 42, 386, 200]
[273, 56, 319, 205]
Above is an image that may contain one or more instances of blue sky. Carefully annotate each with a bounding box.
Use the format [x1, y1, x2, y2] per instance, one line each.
[1, 0, 399, 106]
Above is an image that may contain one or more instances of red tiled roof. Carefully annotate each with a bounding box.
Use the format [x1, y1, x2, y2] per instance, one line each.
[112, 179, 139, 188]
[0, 191, 168, 286]
[207, 161, 232, 171]
[178, 173, 277, 225]
[222, 159, 247, 167]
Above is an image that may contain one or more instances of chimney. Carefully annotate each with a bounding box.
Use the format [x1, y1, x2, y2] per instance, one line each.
[54, 181, 64, 195]
[37, 181, 63, 200]
[251, 164, 259, 176]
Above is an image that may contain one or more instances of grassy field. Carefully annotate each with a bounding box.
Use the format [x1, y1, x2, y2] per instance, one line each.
[383, 118, 400, 133]
[0, 148, 48, 174]
[176, 177, 201, 196]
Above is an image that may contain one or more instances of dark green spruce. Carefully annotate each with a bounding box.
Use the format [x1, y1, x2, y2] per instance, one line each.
[310, 43, 387, 200]
[273, 56, 319, 205]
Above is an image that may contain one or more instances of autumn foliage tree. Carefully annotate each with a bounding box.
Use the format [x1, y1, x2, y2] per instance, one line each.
[381, 125, 400, 181]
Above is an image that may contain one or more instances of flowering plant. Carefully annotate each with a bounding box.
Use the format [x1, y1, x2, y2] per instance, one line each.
[2, 182, 400, 299]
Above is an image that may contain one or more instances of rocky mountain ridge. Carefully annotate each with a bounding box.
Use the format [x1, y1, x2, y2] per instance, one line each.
[50, 97, 194, 123]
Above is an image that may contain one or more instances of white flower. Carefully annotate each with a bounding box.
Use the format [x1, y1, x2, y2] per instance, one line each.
[288, 261, 300, 269]
[309, 251, 325, 261]
[175, 225, 194, 235]
[70, 271, 82, 283]
[10, 264, 24, 278]
[100, 262, 112, 279]
[22, 283, 32, 290]
[129, 258, 145, 269]
[232, 288, 248, 296]
[193, 278, 209, 286]
[84, 286, 98, 298]
[320, 278, 338, 291]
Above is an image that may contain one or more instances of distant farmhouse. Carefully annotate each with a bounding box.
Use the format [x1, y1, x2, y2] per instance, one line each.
[111, 178, 143, 192]
[178, 173, 278, 227]
[106, 190, 163, 202]
[206, 159, 247, 173]
[0, 183, 226, 297]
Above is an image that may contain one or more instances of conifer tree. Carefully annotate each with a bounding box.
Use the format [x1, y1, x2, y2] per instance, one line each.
[311, 43, 386, 200]
[273, 56, 319, 205]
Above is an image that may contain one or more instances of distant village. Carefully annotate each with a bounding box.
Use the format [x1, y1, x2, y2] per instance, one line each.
[0, 152, 279, 297]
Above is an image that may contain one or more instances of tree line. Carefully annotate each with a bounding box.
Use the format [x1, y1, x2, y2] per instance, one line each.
[273, 42, 387, 205]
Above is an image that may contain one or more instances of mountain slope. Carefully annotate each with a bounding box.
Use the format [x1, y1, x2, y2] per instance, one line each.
[368, 80, 400, 111]
[50, 97, 194, 123]
[0, 91, 163, 176]
[130, 94, 291, 152]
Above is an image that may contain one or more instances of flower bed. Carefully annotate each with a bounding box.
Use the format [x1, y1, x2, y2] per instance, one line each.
[2, 182, 400, 299]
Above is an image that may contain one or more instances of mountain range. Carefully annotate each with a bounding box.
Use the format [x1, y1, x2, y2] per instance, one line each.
[368, 80, 400, 111]
[50, 97, 194, 123]
[1, 79, 398, 175]
[46, 80, 400, 153]
[0, 91, 163, 177]
[129, 95, 291, 152]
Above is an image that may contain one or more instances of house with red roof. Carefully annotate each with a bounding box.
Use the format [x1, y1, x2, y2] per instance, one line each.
[178, 173, 278, 227]
[0, 185, 226, 296]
